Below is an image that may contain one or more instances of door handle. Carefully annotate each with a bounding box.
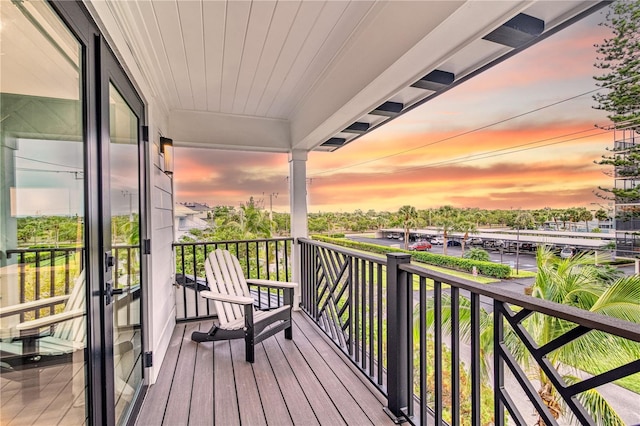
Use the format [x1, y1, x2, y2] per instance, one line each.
[105, 280, 125, 305]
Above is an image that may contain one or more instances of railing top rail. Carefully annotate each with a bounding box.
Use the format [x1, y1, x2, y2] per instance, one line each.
[400, 262, 640, 343]
[298, 237, 387, 266]
[6, 244, 135, 257]
[6, 246, 84, 258]
[172, 237, 294, 247]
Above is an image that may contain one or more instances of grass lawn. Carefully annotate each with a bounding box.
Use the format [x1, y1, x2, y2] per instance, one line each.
[511, 270, 536, 279]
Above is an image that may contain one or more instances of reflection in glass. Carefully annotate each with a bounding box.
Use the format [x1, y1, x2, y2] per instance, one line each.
[0, 0, 87, 424]
[109, 83, 143, 424]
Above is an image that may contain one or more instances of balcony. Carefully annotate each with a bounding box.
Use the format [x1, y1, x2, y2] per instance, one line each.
[3, 239, 639, 425]
[137, 238, 640, 425]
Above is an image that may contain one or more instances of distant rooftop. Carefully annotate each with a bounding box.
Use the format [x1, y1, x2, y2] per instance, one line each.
[180, 202, 212, 212]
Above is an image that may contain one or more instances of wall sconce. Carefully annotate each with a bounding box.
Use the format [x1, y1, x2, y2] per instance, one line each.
[160, 136, 174, 176]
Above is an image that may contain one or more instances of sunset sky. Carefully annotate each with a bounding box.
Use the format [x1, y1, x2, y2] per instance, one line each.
[174, 7, 616, 214]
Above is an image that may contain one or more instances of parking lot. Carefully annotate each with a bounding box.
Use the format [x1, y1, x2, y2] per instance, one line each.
[347, 235, 539, 271]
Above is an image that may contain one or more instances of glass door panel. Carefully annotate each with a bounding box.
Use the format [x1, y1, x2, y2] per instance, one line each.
[0, 0, 87, 423]
[108, 83, 142, 423]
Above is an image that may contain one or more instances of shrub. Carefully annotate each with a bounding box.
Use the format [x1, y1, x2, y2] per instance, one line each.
[463, 248, 490, 262]
[310, 235, 511, 279]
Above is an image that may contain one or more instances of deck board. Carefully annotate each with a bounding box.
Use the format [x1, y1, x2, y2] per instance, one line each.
[212, 341, 240, 425]
[262, 336, 319, 425]
[251, 343, 293, 426]
[187, 323, 215, 426]
[229, 339, 266, 426]
[293, 313, 394, 425]
[279, 323, 375, 425]
[163, 322, 199, 426]
[273, 333, 347, 425]
[136, 312, 395, 426]
[137, 323, 186, 424]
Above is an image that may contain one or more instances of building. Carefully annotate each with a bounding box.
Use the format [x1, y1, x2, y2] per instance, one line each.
[612, 128, 640, 257]
[179, 202, 212, 220]
[174, 204, 210, 241]
[2, 1, 635, 425]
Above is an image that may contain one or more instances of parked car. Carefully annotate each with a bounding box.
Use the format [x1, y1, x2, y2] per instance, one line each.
[447, 240, 461, 247]
[560, 246, 575, 259]
[430, 237, 444, 245]
[409, 241, 432, 251]
[469, 237, 483, 245]
[485, 239, 505, 249]
[388, 233, 399, 239]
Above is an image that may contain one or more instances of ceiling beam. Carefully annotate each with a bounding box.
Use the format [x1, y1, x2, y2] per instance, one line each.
[343, 122, 370, 134]
[370, 101, 403, 117]
[482, 13, 544, 48]
[411, 69, 455, 91]
[322, 137, 347, 147]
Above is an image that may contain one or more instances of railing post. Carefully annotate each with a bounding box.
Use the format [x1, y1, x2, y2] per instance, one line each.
[384, 252, 412, 423]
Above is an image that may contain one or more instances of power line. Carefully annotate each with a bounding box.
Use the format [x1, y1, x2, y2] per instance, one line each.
[15, 155, 81, 170]
[320, 128, 609, 178]
[399, 128, 607, 171]
[309, 75, 639, 178]
[387, 130, 609, 174]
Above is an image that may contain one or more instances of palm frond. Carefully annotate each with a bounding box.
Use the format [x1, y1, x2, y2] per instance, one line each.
[563, 375, 626, 426]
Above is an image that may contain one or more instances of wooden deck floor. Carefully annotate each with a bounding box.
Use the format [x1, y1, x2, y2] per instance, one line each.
[135, 311, 395, 426]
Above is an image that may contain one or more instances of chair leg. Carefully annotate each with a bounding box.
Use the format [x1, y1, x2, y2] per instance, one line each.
[284, 322, 292, 340]
[244, 305, 255, 363]
[245, 337, 255, 363]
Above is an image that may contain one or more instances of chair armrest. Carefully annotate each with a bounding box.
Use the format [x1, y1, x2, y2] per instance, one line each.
[15, 308, 84, 333]
[200, 290, 254, 305]
[0, 295, 71, 318]
[246, 279, 298, 289]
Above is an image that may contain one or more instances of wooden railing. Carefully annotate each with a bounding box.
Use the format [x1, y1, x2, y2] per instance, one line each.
[298, 237, 640, 426]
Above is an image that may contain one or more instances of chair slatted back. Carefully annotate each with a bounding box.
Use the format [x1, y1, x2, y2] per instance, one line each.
[204, 249, 252, 326]
[53, 270, 85, 343]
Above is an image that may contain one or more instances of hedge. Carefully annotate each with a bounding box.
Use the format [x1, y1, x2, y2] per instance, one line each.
[310, 235, 511, 279]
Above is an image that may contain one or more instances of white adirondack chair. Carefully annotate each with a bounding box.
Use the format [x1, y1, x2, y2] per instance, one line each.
[191, 249, 297, 363]
[0, 270, 86, 369]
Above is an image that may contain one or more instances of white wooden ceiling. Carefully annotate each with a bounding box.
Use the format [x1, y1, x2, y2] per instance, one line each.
[85, 0, 608, 153]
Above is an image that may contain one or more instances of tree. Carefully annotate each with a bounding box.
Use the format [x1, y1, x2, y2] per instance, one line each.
[398, 205, 417, 250]
[594, 1, 640, 207]
[577, 207, 594, 231]
[458, 219, 477, 257]
[436, 205, 457, 255]
[595, 208, 610, 227]
[593, 1, 640, 130]
[421, 247, 640, 425]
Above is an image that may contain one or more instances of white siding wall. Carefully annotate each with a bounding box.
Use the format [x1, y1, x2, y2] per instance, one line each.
[146, 127, 175, 384]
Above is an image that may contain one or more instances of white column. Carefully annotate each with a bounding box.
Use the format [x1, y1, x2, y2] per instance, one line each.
[289, 150, 308, 310]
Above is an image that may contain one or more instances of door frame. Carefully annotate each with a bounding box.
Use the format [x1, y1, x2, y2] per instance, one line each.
[98, 35, 148, 426]
[48, 2, 149, 424]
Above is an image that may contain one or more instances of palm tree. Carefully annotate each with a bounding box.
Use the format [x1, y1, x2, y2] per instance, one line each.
[595, 208, 610, 228]
[436, 205, 457, 255]
[458, 219, 477, 257]
[398, 205, 418, 250]
[421, 246, 640, 425]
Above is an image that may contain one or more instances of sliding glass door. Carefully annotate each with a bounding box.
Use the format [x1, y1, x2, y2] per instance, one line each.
[107, 82, 144, 424]
[0, 1, 147, 424]
[0, 0, 87, 423]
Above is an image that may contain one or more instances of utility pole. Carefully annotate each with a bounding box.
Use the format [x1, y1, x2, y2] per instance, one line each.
[265, 192, 278, 234]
